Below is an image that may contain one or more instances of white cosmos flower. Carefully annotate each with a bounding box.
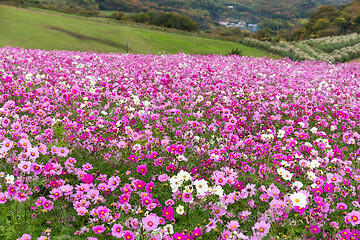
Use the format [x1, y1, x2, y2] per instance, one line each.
[281, 170, 293, 181]
[277, 167, 286, 176]
[277, 130, 285, 138]
[308, 160, 320, 169]
[169, 176, 181, 193]
[310, 127, 317, 134]
[306, 171, 316, 180]
[193, 179, 209, 196]
[177, 155, 188, 162]
[290, 192, 307, 208]
[5, 174, 15, 185]
[211, 185, 224, 197]
[143, 101, 151, 107]
[293, 181, 303, 189]
[176, 205, 185, 215]
[177, 170, 191, 182]
[163, 224, 174, 234]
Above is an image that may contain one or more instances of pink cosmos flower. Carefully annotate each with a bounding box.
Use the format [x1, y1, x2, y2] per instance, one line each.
[18, 233, 31, 240]
[128, 154, 138, 163]
[43, 200, 54, 211]
[221, 230, 232, 239]
[92, 225, 106, 234]
[323, 183, 334, 193]
[19, 138, 31, 148]
[345, 210, 360, 226]
[38, 144, 47, 155]
[18, 161, 31, 174]
[117, 141, 127, 148]
[35, 197, 47, 207]
[108, 176, 121, 190]
[226, 220, 239, 231]
[252, 220, 270, 237]
[158, 174, 169, 182]
[31, 163, 42, 175]
[205, 219, 217, 233]
[50, 145, 58, 155]
[182, 192, 193, 203]
[27, 147, 39, 160]
[58, 147, 69, 157]
[145, 182, 154, 192]
[76, 207, 88, 216]
[49, 188, 63, 201]
[142, 215, 160, 231]
[97, 206, 110, 218]
[111, 223, 124, 238]
[336, 202, 348, 210]
[16, 192, 27, 202]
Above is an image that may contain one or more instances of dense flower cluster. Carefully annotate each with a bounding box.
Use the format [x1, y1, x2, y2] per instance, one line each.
[0, 47, 360, 240]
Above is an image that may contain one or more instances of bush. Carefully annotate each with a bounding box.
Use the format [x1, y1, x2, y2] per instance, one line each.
[110, 11, 126, 21]
[226, 48, 243, 56]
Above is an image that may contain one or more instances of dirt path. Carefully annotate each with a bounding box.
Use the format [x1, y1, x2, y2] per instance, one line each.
[39, 24, 130, 51]
[348, 57, 360, 63]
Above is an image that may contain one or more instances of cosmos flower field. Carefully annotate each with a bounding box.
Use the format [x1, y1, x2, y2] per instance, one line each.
[1, 47, 360, 240]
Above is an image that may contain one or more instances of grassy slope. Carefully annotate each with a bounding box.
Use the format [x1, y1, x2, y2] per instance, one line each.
[0, 5, 276, 57]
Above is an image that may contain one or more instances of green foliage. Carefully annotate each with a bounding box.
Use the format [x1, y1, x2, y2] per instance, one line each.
[226, 48, 243, 56]
[109, 10, 126, 20]
[251, 28, 276, 41]
[131, 12, 150, 23]
[132, 11, 199, 32]
[281, 0, 360, 41]
[312, 18, 331, 31]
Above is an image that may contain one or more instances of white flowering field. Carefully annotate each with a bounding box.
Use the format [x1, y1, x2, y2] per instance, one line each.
[242, 33, 360, 63]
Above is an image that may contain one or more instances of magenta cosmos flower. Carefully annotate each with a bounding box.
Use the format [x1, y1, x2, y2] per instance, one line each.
[81, 173, 94, 184]
[310, 225, 321, 234]
[0, 192, 6, 204]
[137, 165, 147, 175]
[175, 145, 185, 154]
[123, 230, 135, 240]
[162, 206, 174, 221]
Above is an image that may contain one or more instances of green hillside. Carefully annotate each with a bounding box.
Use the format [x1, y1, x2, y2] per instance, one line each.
[0, 5, 275, 57]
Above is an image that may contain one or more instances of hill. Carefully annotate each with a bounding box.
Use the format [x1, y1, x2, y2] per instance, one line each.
[0, 5, 275, 57]
[3, 0, 353, 30]
[89, 0, 354, 29]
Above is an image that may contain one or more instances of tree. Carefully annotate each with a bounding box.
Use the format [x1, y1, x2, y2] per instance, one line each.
[110, 11, 126, 21]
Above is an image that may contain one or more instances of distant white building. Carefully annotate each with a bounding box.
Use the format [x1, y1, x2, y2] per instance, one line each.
[228, 6, 234, 9]
[219, 21, 229, 26]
